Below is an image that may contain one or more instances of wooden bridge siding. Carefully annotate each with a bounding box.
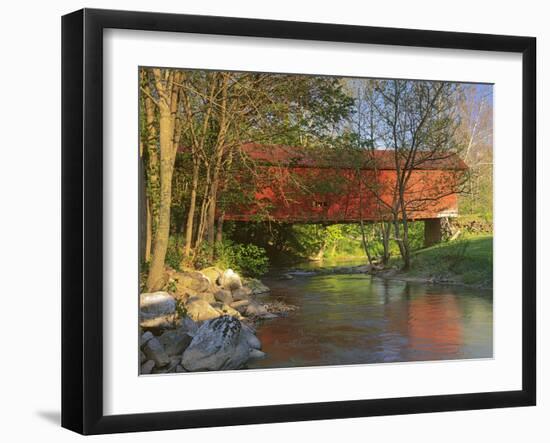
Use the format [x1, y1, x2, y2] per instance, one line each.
[224, 166, 461, 223]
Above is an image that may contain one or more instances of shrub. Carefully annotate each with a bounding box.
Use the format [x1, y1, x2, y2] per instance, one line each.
[192, 239, 269, 277]
[165, 235, 184, 270]
[233, 243, 269, 277]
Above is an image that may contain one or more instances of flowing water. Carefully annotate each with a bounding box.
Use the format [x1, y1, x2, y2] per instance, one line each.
[248, 260, 493, 369]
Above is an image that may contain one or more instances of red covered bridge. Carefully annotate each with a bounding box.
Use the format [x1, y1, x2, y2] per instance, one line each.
[223, 143, 468, 246]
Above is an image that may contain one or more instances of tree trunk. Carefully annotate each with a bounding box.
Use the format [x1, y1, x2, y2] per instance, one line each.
[215, 213, 224, 244]
[380, 221, 391, 265]
[184, 160, 199, 257]
[146, 109, 176, 290]
[145, 197, 152, 263]
[358, 177, 373, 264]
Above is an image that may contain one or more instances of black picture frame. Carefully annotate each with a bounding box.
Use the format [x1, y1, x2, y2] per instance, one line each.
[61, 8, 536, 435]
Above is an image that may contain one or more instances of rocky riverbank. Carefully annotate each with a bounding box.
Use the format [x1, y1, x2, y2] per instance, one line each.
[139, 267, 294, 374]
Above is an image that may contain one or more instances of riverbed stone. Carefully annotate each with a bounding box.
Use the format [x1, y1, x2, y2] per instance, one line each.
[200, 267, 223, 286]
[140, 331, 154, 347]
[245, 278, 270, 295]
[212, 302, 243, 319]
[181, 316, 251, 371]
[249, 349, 267, 360]
[143, 337, 170, 367]
[244, 300, 269, 317]
[185, 298, 221, 322]
[214, 289, 233, 304]
[159, 328, 193, 356]
[230, 299, 250, 313]
[232, 287, 252, 301]
[181, 316, 199, 336]
[241, 324, 261, 350]
[141, 360, 155, 374]
[140, 292, 176, 316]
[139, 313, 178, 330]
[153, 355, 181, 374]
[221, 269, 242, 291]
[173, 271, 211, 293]
[187, 291, 216, 305]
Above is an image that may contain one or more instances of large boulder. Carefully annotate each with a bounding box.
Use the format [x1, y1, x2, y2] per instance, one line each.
[200, 267, 223, 286]
[152, 356, 181, 374]
[241, 324, 261, 350]
[229, 299, 250, 313]
[246, 278, 270, 295]
[211, 302, 243, 320]
[139, 292, 177, 330]
[139, 314, 177, 330]
[220, 269, 242, 291]
[140, 292, 176, 316]
[232, 287, 252, 301]
[140, 331, 154, 347]
[141, 360, 155, 375]
[214, 289, 233, 305]
[185, 298, 221, 322]
[173, 271, 211, 293]
[159, 328, 193, 356]
[180, 316, 199, 336]
[181, 316, 254, 371]
[187, 292, 216, 305]
[143, 337, 170, 367]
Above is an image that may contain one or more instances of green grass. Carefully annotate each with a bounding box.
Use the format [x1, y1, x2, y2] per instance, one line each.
[392, 235, 493, 288]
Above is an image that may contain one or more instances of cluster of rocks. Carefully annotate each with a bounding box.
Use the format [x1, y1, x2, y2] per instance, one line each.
[139, 268, 273, 374]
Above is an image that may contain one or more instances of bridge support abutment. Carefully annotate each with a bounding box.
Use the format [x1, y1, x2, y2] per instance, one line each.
[424, 218, 442, 248]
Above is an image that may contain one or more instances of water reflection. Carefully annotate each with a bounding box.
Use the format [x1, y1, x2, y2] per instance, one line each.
[248, 272, 493, 369]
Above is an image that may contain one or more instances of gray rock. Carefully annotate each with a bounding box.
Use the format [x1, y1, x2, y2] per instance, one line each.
[141, 360, 155, 374]
[187, 292, 216, 305]
[200, 267, 223, 286]
[212, 302, 243, 320]
[245, 278, 270, 295]
[221, 269, 242, 291]
[173, 271, 211, 293]
[159, 328, 193, 356]
[143, 337, 170, 367]
[153, 355, 181, 374]
[249, 349, 267, 360]
[214, 289, 233, 304]
[181, 316, 199, 336]
[245, 300, 269, 317]
[241, 324, 261, 350]
[185, 298, 221, 322]
[139, 313, 177, 330]
[140, 350, 147, 364]
[140, 331, 154, 347]
[181, 316, 250, 371]
[230, 299, 250, 313]
[232, 287, 252, 301]
[140, 292, 176, 316]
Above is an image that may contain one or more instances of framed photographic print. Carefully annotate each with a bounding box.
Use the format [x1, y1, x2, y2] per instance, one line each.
[61, 8, 536, 435]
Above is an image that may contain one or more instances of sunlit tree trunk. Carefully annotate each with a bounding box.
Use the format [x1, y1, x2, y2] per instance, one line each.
[146, 69, 182, 291]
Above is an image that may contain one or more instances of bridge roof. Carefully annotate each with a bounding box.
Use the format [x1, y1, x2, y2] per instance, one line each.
[240, 143, 468, 171]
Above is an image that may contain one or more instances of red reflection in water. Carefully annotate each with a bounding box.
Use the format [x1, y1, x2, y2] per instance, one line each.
[407, 295, 463, 355]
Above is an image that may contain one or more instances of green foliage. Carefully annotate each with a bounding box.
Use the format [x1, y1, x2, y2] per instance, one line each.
[165, 235, 184, 271]
[193, 239, 269, 277]
[175, 298, 188, 318]
[232, 243, 269, 277]
[405, 235, 493, 287]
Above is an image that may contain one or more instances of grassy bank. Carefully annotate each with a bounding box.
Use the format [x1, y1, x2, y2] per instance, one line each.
[387, 235, 493, 288]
